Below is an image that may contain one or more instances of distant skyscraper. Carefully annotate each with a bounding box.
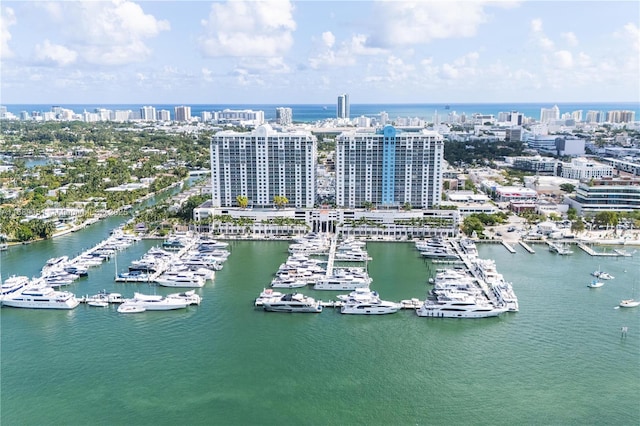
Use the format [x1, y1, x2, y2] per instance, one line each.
[140, 106, 157, 121]
[174, 105, 191, 122]
[337, 94, 349, 119]
[540, 105, 560, 123]
[335, 125, 444, 209]
[157, 109, 171, 121]
[275, 107, 293, 126]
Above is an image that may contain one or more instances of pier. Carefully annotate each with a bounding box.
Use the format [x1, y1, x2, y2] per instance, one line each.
[324, 235, 338, 276]
[519, 241, 535, 254]
[501, 240, 516, 254]
[577, 243, 624, 257]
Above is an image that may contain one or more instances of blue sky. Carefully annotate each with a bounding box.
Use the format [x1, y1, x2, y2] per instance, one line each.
[1, 1, 638, 104]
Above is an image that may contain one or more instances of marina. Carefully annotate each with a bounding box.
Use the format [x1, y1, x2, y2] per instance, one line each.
[1, 220, 639, 425]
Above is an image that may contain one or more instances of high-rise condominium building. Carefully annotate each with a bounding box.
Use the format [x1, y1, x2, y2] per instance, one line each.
[174, 105, 191, 122]
[157, 109, 171, 121]
[140, 106, 156, 121]
[337, 94, 349, 119]
[335, 126, 444, 209]
[540, 105, 560, 123]
[275, 107, 293, 126]
[210, 124, 317, 208]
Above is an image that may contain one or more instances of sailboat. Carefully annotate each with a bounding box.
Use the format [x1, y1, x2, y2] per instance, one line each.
[619, 282, 639, 308]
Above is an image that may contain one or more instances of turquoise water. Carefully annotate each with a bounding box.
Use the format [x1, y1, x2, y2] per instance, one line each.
[1, 234, 639, 425]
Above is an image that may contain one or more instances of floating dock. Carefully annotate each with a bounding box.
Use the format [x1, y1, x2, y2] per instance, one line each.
[577, 243, 623, 257]
[519, 241, 535, 254]
[501, 240, 516, 254]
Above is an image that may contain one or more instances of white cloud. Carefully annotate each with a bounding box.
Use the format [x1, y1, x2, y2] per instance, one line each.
[530, 18, 554, 50]
[367, 1, 500, 47]
[553, 50, 573, 69]
[41, 1, 169, 66]
[34, 40, 78, 66]
[561, 32, 578, 47]
[322, 31, 335, 48]
[202, 68, 213, 82]
[614, 22, 640, 52]
[0, 6, 16, 59]
[200, 0, 296, 57]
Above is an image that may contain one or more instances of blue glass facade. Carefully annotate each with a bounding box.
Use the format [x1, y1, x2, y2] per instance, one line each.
[382, 125, 396, 205]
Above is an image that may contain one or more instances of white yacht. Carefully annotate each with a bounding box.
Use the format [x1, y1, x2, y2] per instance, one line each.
[155, 271, 205, 288]
[1, 286, 79, 309]
[122, 293, 189, 311]
[117, 303, 146, 313]
[473, 258, 519, 312]
[341, 299, 401, 315]
[81, 290, 124, 304]
[1, 275, 30, 296]
[270, 276, 308, 289]
[338, 288, 401, 315]
[166, 290, 202, 306]
[619, 299, 640, 308]
[314, 269, 372, 291]
[254, 288, 284, 306]
[416, 291, 507, 318]
[261, 292, 323, 313]
[587, 280, 604, 288]
[115, 270, 150, 282]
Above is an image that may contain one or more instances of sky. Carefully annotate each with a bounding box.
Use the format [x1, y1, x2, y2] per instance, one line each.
[0, 0, 639, 105]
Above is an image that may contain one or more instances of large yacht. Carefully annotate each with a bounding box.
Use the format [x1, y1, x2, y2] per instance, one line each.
[473, 258, 519, 312]
[416, 290, 507, 318]
[154, 271, 205, 288]
[120, 292, 190, 311]
[338, 288, 401, 315]
[1, 285, 79, 309]
[1, 275, 30, 296]
[261, 292, 323, 313]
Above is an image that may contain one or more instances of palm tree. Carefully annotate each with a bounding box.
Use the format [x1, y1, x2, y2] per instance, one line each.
[236, 195, 249, 209]
[273, 195, 288, 209]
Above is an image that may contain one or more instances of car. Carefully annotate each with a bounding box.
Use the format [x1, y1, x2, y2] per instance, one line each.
[496, 232, 503, 236]
[507, 226, 515, 232]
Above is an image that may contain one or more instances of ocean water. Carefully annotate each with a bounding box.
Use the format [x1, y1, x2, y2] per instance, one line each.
[1, 224, 639, 425]
[4, 102, 639, 123]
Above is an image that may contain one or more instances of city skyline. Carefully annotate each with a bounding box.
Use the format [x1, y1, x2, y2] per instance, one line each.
[1, 1, 639, 105]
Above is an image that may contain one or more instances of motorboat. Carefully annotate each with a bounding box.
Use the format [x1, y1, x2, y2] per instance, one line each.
[117, 303, 146, 313]
[261, 292, 323, 313]
[340, 299, 401, 315]
[82, 290, 124, 304]
[1, 275, 30, 296]
[473, 258, 519, 312]
[1, 286, 79, 309]
[255, 288, 284, 306]
[115, 270, 150, 282]
[338, 288, 400, 315]
[63, 265, 89, 277]
[87, 301, 109, 307]
[155, 271, 205, 288]
[549, 242, 573, 255]
[591, 268, 614, 280]
[270, 276, 308, 289]
[587, 280, 604, 288]
[619, 299, 640, 308]
[314, 269, 372, 290]
[166, 290, 202, 306]
[416, 290, 508, 318]
[128, 292, 189, 310]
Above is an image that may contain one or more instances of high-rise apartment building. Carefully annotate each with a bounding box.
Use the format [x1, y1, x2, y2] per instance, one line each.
[540, 105, 560, 123]
[174, 105, 191, 122]
[157, 109, 171, 121]
[275, 107, 293, 126]
[140, 106, 156, 121]
[335, 126, 444, 209]
[337, 94, 349, 119]
[210, 124, 317, 208]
